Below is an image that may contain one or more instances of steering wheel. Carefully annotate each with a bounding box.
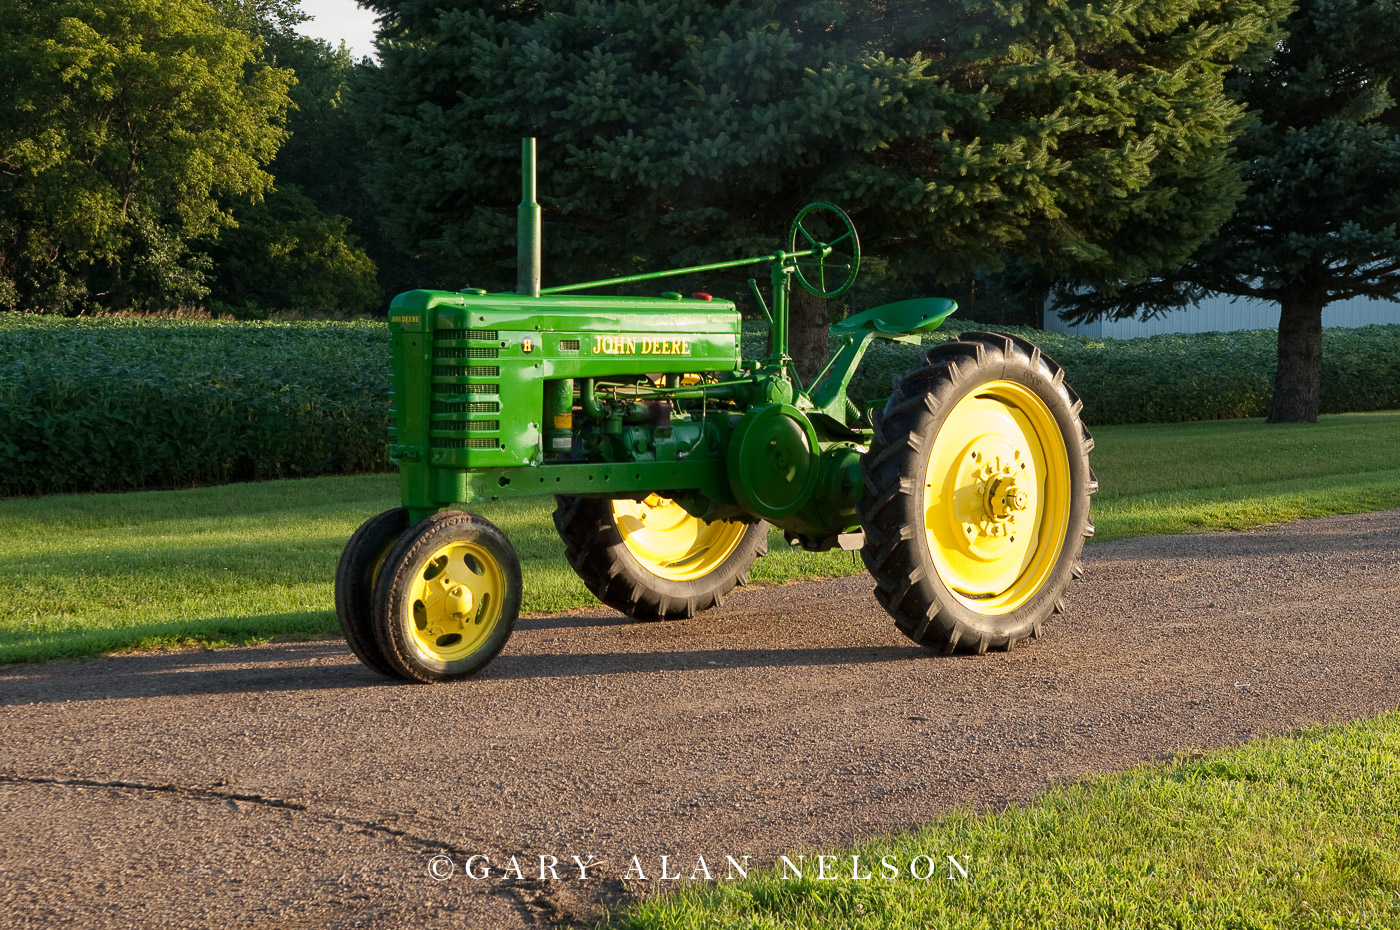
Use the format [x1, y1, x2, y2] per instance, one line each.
[788, 202, 860, 298]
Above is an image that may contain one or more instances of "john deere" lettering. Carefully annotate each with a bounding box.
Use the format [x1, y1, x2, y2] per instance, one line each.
[593, 336, 692, 356]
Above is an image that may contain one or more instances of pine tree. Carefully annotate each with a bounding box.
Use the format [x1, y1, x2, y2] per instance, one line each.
[1049, 0, 1400, 423]
[359, 0, 1287, 379]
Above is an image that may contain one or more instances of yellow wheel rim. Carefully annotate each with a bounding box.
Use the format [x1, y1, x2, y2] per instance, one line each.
[612, 494, 750, 582]
[922, 380, 1071, 615]
[406, 541, 506, 662]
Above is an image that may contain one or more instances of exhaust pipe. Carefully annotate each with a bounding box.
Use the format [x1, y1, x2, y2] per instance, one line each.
[517, 137, 541, 298]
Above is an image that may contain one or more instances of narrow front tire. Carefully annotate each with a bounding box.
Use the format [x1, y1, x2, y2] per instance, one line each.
[372, 511, 522, 682]
[334, 508, 409, 678]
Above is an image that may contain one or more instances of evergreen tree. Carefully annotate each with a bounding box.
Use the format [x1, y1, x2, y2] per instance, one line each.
[0, 0, 291, 311]
[359, 0, 1287, 377]
[1050, 0, 1400, 423]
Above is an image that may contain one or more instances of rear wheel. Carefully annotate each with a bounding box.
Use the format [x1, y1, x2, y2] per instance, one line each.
[859, 331, 1096, 652]
[334, 508, 408, 678]
[554, 494, 768, 620]
[372, 511, 521, 682]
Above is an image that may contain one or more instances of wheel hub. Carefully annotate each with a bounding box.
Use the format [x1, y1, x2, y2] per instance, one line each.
[984, 467, 1028, 522]
[949, 441, 1036, 558]
[444, 582, 474, 621]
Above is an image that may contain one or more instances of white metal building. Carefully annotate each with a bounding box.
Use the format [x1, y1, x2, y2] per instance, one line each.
[1043, 293, 1399, 338]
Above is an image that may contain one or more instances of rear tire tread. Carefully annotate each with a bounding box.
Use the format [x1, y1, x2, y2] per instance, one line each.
[858, 331, 1094, 654]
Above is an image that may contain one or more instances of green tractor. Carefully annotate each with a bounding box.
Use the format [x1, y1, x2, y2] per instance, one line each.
[336, 139, 1096, 683]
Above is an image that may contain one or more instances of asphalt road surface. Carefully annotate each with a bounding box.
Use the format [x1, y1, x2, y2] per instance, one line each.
[3, 509, 1399, 929]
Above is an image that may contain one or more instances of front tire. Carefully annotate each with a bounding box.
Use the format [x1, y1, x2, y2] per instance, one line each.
[334, 508, 408, 679]
[372, 511, 522, 682]
[553, 494, 768, 620]
[859, 331, 1097, 653]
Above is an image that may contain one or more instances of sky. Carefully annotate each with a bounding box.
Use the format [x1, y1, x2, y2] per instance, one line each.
[294, 0, 380, 60]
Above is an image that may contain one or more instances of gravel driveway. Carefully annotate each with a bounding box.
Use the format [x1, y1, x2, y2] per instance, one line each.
[3, 508, 1399, 928]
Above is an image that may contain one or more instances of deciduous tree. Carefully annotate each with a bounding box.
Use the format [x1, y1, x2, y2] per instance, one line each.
[205, 182, 381, 313]
[202, 26, 390, 314]
[0, 0, 292, 311]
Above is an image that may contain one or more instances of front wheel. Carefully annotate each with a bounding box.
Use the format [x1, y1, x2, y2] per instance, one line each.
[334, 507, 408, 678]
[372, 511, 522, 682]
[859, 331, 1097, 653]
[554, 494, 768, 620]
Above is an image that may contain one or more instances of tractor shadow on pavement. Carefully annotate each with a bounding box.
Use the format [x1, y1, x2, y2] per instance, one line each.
[481, 642, 927, 680]
[0, 634, 926, 705]
[0, 638, 394, 706]
[1090, 520, 1400, 561]
[514, 611, 640, 631]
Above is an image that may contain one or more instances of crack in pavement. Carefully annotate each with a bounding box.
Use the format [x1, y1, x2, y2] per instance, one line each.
[0, 770, 587, 926]
[1, 770, 479, 857]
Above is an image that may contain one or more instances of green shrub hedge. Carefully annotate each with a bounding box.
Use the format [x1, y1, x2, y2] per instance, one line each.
[3, 316, 1398, 496]
[0, 317, 388, 495]
[835, 322, 1400, 426]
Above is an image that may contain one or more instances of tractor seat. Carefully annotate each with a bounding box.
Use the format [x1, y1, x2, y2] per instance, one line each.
[830, 297, 958, 337]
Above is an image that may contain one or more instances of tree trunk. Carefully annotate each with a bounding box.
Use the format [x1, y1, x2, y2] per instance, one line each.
[1268, 293, 1325, 423]
[789, 287, 828, 387]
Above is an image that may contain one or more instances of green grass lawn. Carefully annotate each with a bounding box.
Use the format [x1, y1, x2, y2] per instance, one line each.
[2, 410, 1399, 665]
[605, 712, 1400, 929]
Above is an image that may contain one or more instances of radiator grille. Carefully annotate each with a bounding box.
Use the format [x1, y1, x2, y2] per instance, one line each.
[430, 437, 499, 450]
[440, 384, 499, 396]
[431, 400, 500, 414]
[432, 365, 500, 378]
[434, 328, 498, 340]
[434, 346, 500, 359]
[429, 328, 502, 457]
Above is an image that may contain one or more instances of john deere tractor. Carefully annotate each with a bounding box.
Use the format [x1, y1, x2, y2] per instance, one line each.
[335, 139, 1096, 683]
